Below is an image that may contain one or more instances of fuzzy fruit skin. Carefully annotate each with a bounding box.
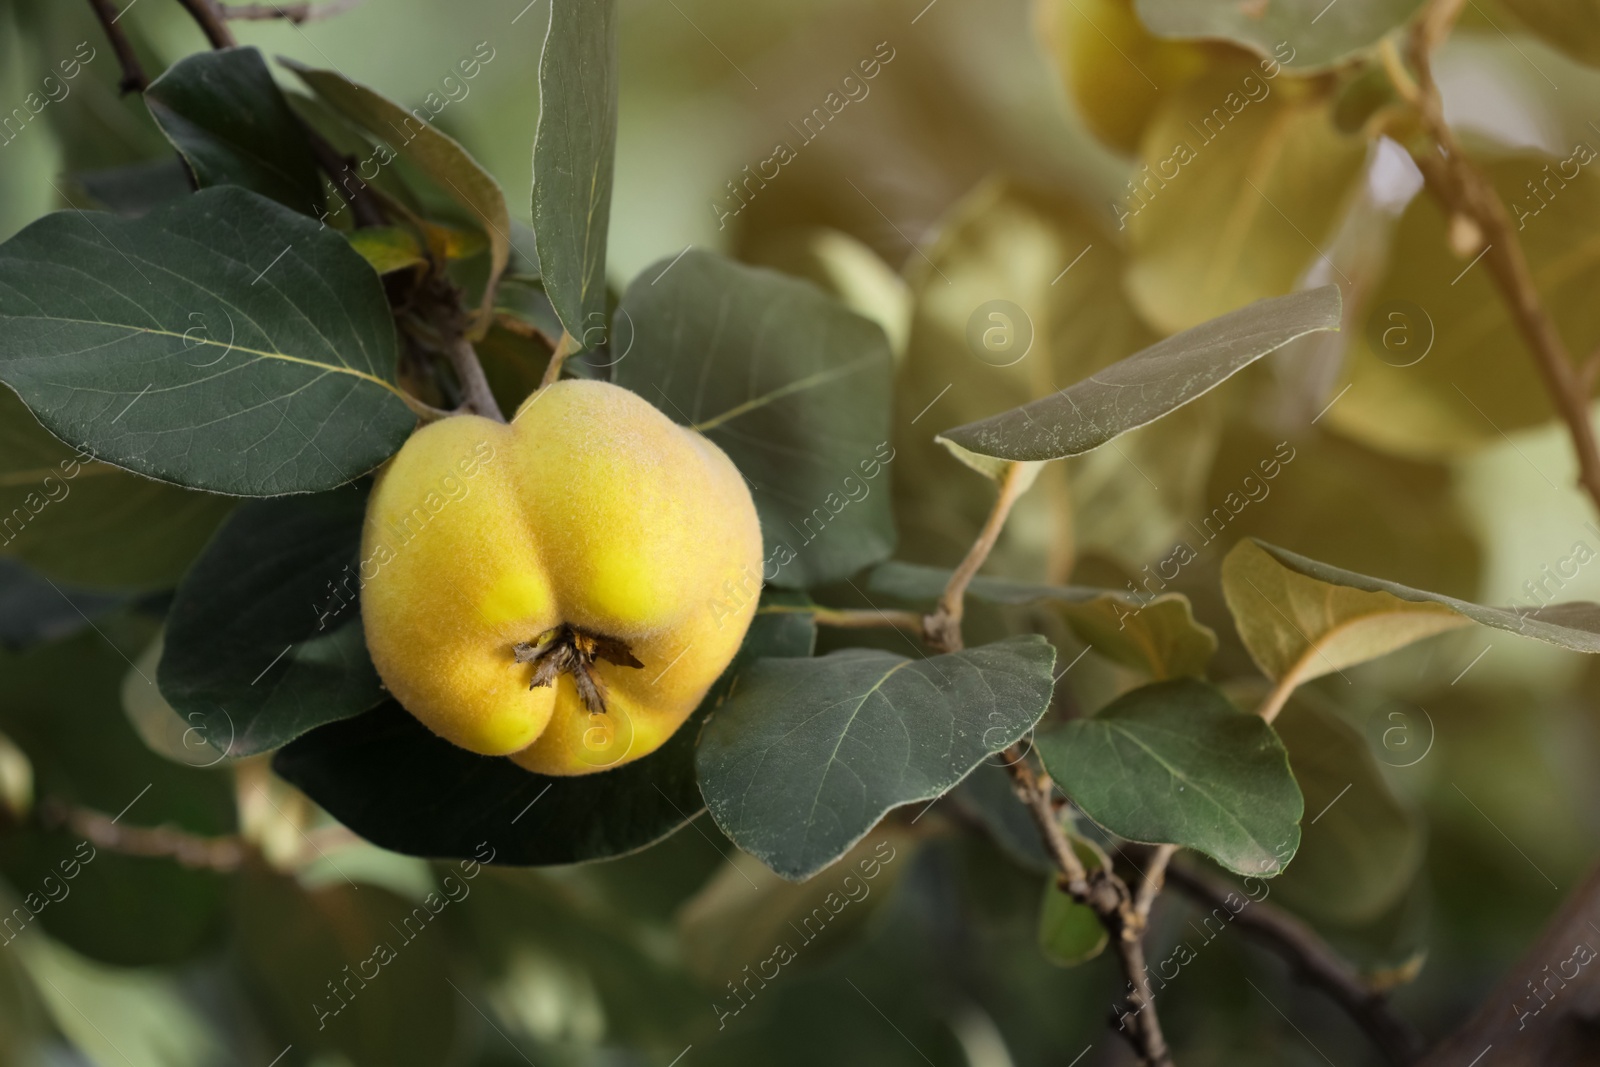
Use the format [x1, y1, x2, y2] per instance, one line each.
[360, 380, 764, 776]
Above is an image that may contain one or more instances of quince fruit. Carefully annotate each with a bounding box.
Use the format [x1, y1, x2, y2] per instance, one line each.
[360, 380, 764, 775]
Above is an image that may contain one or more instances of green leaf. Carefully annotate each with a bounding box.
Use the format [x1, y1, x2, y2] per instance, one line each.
[234, 864, 458, 1067]
[1038, 878, 1108, 966]
[746, 228, 912, 359]
[1332, 155, 1600, 454]
[0, 389, 233, 590]
[889, 177, 1173, 573]
[938, 286, 1342, 462]
[1271, 692, 1423, 925]
[1134, 0, 1425, 71]
[1037, 678, 1303, 876]
[75, 158, 194, 217]
[1036, 0, 1210, 154]
[285, 60, 512, 331]
[158, 481, 384, 758]
[1236, 539, 1600, 656]
[347, 226, 427, 275]
[950, 761, 1052, 873]
[1124, 67, 1366, 333]
[0, 560, 127, 650]
[273, 604, 815, 864]
[532, 0, 618, 344]
[0, 185, 415, 496]
[0, 625, 235, 966]
[1500, 0, 1600, 68]
[145, 46, 323, 213]
[677, 832, 911, 983]
[697, 634, 1056, 881]
[616, 250, 896, 588]
[868, 560, 1216, 679]
[1223, 540, 1473, 695]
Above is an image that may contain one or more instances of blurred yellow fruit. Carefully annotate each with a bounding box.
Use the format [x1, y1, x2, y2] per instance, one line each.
[360, 380, 764, 776]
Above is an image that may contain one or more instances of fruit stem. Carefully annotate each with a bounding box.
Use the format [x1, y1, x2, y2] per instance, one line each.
[447, 336, 506, 422]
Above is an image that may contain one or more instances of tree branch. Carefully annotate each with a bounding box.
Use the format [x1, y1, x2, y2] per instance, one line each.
[1397, 0, 1600, 517]
[765, 605, 927, 635]
[39, 798, 245, 873]
[447, 336, 505, 422]
[1415, 860, 1600, 1066]
[85, 0, 149, 93]
[1165, 862, 1425, 1065]
[923, 461, 1032, 653]
[1003, 749, 1174, 1065]
[173, 0, 238, 47]
[218, 0, 365, 22]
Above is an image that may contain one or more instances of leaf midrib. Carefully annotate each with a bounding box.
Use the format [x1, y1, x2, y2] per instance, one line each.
[1, 314, 406, 401]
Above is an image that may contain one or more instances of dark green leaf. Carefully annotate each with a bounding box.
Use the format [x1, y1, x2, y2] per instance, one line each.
[0, 186, 415, 495]
[74, 158, 193, 217]
[1037, 679, 1302, 876]
[533, 0, 618, 344]
[0, 388, 233, 590]
[0, 625, 234, 966]
[234, 865, 458, 1066]
[950, 760, 1051, 873]
[145, 47, 323, 213]
[273, 604, 815, 864]
[1272, 692, 1423, 925]
[869, 561, 1216, 679]
[1252, 539, 1600, 654]
[697, 634, 1056, 881]
[616, 250, 896, 588]
[1134, 0, 1424, 71]
[158, 481, 384, 758]
[0, 560, 127, 650]
[940, 286, 1342, 462]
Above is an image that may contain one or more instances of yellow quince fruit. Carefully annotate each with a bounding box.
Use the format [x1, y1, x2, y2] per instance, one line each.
[360, 380, 764, 775]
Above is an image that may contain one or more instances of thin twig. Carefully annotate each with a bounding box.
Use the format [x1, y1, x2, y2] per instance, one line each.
[1397, 0, 1600, 517]
[1134, 844, 1179, 926]
[924, 461, 1033, 653]
[447, 336, 506, 422]
[1166, 863, 1425, 1065]
[219, 0, 365, 21]
[541, 331, 579, 389]
[173, 0, 238, 47]
[766, 605, 927, 635]
[39, 798, 246, 873]
[85, 0, 149, 93]
[1002, 750, 1174, 1065]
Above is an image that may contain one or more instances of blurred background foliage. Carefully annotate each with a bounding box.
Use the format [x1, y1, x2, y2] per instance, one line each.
[1, 0, 1599, 1063]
